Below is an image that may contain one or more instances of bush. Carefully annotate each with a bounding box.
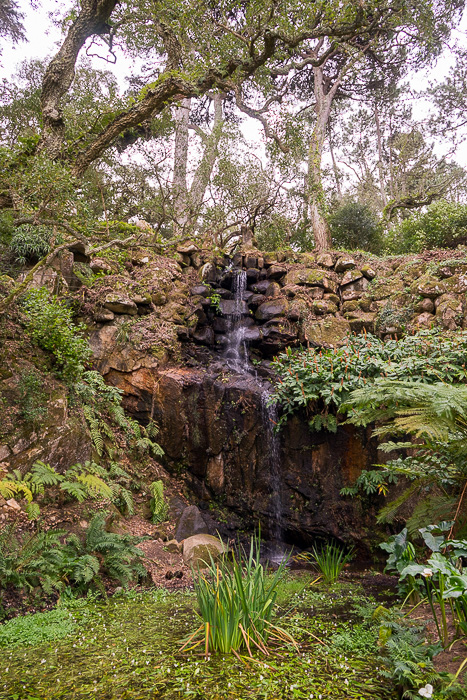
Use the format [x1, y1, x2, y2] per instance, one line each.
[22, 287, 91, 384]
[385, 200, 467, 254]
[9, 224, 55, 264]
[329, 201, 382, 253]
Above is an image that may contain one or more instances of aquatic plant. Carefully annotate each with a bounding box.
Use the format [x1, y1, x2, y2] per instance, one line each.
[183, 535, 296, 657]
[301, 541, 354, 584]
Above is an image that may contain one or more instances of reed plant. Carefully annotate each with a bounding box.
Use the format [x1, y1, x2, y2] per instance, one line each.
[306, 542, 354, 584]
[182, 535, 296, 658]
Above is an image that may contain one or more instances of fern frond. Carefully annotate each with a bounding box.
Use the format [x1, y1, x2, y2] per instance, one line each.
[30, 461, 63, 486]
[75, 473, 113, 500]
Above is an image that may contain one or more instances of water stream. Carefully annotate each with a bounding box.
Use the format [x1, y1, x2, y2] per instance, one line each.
[222, 269, 286, 559]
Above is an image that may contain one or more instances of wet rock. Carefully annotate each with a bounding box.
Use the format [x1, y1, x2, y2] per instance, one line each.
[175, 505, 210, 542]
[191, 285, 210, 297]
[182, 534, 226, 568]
[248, 293, 266, 309]
[219, 299, 249, 315]
[200, 262, 217, 283]
[335, 256, 356, 272]
[246, 268, 260, 282]
[250, 280, 271, 294]
[192, 327, 215, 345]
[265, 281, 281, 297]
[303, 317, 351, 347]
[255, 298, 289, 321]
[243, 327, 261, 343]
[104, 294, 138, 315]
[244, 255, 258, 268]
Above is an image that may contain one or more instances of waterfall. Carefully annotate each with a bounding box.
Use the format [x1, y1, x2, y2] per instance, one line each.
[223, 270, 248, 372]
[221, 269, 285, 554]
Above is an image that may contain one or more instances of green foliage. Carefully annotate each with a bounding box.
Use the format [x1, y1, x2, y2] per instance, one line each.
[0, 608, 75, 647]
[0, 525, 64, 596]
[299, 542, 354, 584]
[385, 200, 467, 254]
[149, 480, 169, 524]
[1, 459, 135, 519]
[17, 368, 47, 425]
[346, 381, 467, 526]
[74, 370, 164, 461]
[329, 201, 383, 253]
[22, 287, 91, 384]
[272, 329, 467, 432]
[9, 224, 55, 264]
[340, 469, 398, 497]
[0, 516, 145, 599]
[186, 535, 294, 655]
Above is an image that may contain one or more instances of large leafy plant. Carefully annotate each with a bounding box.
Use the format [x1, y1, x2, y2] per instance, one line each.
[272, 329, 467, 432]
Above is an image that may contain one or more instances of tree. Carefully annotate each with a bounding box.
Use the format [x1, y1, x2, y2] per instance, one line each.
[0, 0, 25, 53]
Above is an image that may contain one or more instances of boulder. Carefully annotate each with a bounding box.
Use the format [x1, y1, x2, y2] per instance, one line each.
[191, 285, 210, 297]
[340, 277, 369, 302]
[250, 280, 271, 294]
[165, 539, 183, 553]
[415, 276, 447, 299]
[317, 252, 334, 268]
[266, 264, 288, 280]
[219, 299, 249, 316]
[341, 269, 363, 286]
[200, 262, 217, 283]
[284, 268, 337, 292]
[175, 505, 210, 542]
[90, 258, 112, 274]
[303, 317, 351, 347]
[255, 298, 289, 321]
[244, 255, 258, 269]
[415, 298, 435, 314]
[182, 534, 227, 568]
[414, 312, 436, 329]
[361, 264, 377, 280]
[94, 307, 115, 323]
[265, 281, 281, 297]
[335, 256, 356, 272]
[104, 294, 138, 315]
[177, 241, 199, 255]
[436, 296, 463, 330]
[312, 299, 338, 315]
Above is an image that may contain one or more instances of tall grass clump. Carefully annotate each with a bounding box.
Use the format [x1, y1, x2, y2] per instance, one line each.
[307, 541, 354, 584]
[183, 535, 295, 657]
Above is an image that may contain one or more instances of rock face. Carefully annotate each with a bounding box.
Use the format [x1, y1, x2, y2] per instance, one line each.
[108, 365, 381, 548]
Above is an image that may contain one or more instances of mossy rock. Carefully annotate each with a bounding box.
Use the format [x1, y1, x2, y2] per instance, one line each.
[284, 268, 336, 292]
[302, 317, 351, 347]
[369, 277, 404, 301]
[413, 275, 447, 299]
[255, 298, 289, 321]
[182, 534, 226, 568]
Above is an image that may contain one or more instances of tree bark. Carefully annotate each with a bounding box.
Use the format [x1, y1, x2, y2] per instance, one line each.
[39, 0, 118, 158]
[189, 93, 224, 215]
[172, 97, 191, 232]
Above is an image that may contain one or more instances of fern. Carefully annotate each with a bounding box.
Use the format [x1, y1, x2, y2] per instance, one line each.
[149, 480, 169, 524]
[29, 461, 62, 487]
[75, 473, 113, 500]
[60, 480, 89, 502]
[24, 502, 41, 520]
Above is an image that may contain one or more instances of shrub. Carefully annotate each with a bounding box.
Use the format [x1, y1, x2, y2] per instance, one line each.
[22, 287, 91, 384]
[9, 224, 55, 264]
[385, 200, 467, 254]
[328, 201, 383, 253]
[0, 526, 64, 596]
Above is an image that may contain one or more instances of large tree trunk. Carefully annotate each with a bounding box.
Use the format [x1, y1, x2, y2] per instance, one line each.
[306, 66, 333, 252]
[189, 93, 224, 216]
[374, 102, 388, 207]
[39, 0, 118, 158]
[172, 97, 191, 233]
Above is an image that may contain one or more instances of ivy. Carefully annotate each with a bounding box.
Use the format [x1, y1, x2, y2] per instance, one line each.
[271, 329, 467, 432]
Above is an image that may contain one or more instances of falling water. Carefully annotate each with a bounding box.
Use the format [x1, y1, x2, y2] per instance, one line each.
[224, 270, 249, 372]
[261, 391, 286, 560]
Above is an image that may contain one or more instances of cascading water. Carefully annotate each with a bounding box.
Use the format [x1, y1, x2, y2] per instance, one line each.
[223, 270, 248, 372]
[222, 269, 285, 557]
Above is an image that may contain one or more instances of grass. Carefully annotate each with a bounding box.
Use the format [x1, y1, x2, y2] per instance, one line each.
[0, 578, 398, 700]
[304, 542, 354, 584]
